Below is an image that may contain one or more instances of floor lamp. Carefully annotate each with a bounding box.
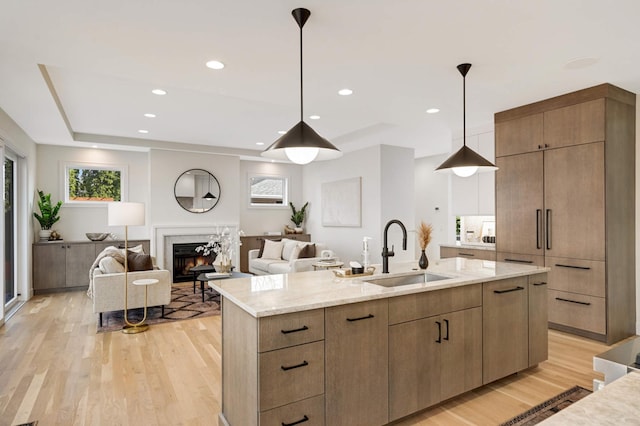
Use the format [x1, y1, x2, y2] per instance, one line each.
[108, 202, 147, 334]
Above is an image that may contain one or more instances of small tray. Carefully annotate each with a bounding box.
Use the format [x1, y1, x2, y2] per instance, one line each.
[332, 267, 376, 278]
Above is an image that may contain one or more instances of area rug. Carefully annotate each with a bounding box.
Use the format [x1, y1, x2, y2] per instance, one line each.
[96, 283, 220, 333]
[500, 386, 591, 425]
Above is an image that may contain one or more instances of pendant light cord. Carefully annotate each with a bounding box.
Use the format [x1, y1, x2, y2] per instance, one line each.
[462, 72, 466, 147]
[299, 22, 304, 122]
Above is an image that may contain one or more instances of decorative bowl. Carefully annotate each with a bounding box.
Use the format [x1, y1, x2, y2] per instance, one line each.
[86, 232, 109, 241]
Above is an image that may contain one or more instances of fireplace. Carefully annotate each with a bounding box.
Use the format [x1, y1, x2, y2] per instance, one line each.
[172, 242, 216, 283]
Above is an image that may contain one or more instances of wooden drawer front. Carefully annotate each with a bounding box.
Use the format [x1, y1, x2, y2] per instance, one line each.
[259, 395, 324, 426]
[496, 252, 545, 267]
[259, 341, 324, 411]
[389, 284, 482, 325]
[259, 309, 324, 352]
[544, 99, 605, 149]
[546, 257, 605, 297]
[495, 113, 544, 157]
[440, 247, 496, 261]
[548, 289, 606, 335]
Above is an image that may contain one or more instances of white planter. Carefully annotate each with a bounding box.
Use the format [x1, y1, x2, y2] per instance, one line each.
[39, 229, 52, 241]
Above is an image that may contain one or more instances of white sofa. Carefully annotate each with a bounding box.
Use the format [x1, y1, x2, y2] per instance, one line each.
[248, 238, 329, 275]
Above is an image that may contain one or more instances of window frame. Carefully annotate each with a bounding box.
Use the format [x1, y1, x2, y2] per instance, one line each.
[62, 161, 128, 206]
[248, 173, 289, 209]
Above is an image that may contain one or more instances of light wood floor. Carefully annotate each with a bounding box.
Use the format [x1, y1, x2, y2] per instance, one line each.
[0, 289, 615, 426]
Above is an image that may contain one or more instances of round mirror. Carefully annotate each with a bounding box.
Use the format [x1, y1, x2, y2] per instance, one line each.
[174, 169, 221, 213]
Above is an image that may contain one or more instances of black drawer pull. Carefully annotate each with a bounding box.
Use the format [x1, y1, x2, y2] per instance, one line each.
[283, 415, 309, 426]
[281, 325, 309, 334]
[556, 297, 591, 306]
[504, 258, 533, 264]
[494, 286, 525, 294]
[533, 281, 547, 286]
[347, 313, 374, 322]
[555, 263, 591, 271]
[443, 319, 449, 341]
[281, 360, 308, 371]
[458, 252, 475, 257]
[435, 321, 442, 343]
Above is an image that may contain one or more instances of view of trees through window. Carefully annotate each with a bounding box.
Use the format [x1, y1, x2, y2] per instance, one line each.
[67, 167, 121, 202]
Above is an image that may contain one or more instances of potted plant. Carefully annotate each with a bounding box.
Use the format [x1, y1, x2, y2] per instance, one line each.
[289, 201, 308, 233]
[33, 189, 62, 240]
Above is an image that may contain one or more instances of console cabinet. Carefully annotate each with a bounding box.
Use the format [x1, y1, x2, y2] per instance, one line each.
[32, 239, 150, 293]
[440, 246, 496, 261]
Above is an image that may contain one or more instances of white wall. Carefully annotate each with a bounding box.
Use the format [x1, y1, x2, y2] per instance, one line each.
[239, 160, 303, 235]
[414, 153, 451, 263]
[35, 145, 150, 241]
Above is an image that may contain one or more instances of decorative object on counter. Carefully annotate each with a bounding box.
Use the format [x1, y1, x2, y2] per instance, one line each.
[361, 236, 372, 268]
[435, 63, 498, 177]
[33, 189, 63, 241]
[332, 266, 375, 278]
[417, 221, 433, 270]
[350, 261, 364, 274]
[86, 232, 109, 241]
[284, 224, 297, 234]
[195, 226, 242, 274]
[261, 8, 342, 165]
[49, 230, 62, 240]
[289, 201, 308, 232]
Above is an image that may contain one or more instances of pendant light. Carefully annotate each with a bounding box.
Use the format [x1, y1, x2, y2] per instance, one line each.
[435, 63, 497, 177]
[261, 8, 342, 165]
[203, 172, 216, 200]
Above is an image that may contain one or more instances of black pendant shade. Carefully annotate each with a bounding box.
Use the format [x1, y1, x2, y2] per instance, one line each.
[261, 7, 342, 164]
[435, 63, 497, 176]
[203, 173, 216, 200]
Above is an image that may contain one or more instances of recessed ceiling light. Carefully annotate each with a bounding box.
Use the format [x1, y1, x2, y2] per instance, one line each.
[426, 108, 440, 114]
[92, 145, 98, 149]
[309, 115, 320, 120]
[144, 113, 156, 118]
[138, 129, 149, 134]
[206, 60, 225, 70]
[278, 130, 286, 135]
[564, 57, 599, 70]
[256, 142, 265, 146]
[151, 89, 167, 95]
[338, 88, 353, 96]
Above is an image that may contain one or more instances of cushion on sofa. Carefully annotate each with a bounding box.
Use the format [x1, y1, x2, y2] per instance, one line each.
[261, 239, 284, 259]
[298, 243, 315, 258]
[251, 258, 284, 273]
[281, 239, 300, 261]
[269, 261, 293, 274]
[98, 256, 125, 274]
[127, 252, 154, 271]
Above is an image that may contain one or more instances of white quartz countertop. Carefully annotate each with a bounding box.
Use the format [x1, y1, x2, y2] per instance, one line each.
[210, 258, 549, 318]
[440, 243, 496, 251]
[539, 372, 640, 425]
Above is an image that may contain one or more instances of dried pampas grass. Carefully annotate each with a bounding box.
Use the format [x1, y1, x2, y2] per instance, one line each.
[417, 221, 433, 250]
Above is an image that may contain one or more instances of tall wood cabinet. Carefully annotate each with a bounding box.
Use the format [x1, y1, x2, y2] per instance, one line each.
[495, 84, 635, 344]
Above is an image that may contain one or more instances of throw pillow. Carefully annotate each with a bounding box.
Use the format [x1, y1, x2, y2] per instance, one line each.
[298, 243, 316, 259]
[258, 238, 280, 258]
[127, 252, 154, 272]
[282, 239, 299, 261]
[261, 239, 284, 260]
[98, 256, 125, 274]
[120, 244, 144, 256]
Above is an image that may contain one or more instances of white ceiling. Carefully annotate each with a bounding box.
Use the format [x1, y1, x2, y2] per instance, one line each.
[1, 0, 639, 159]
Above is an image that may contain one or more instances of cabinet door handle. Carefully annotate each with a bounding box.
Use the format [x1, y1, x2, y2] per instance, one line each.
[555, 297, 591, 306]
[536, 209, 542, 249]
[281, 360, 308, 371]
[555, 263, 591, 271]
[282, 415, 309, 426]
[443, 319, 449, 341]
[494, 286, 525, 294]
[346, 313, 374, 322]
[533, 281, 547, 286]
[458, 252, 475, 257]
[504, 258, 533, 264]
[546, 209, 552, 250]
[281, 325, 309, 334]
[435, 321, 442, 343]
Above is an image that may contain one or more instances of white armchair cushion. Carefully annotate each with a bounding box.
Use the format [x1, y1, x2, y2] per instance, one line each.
[99, 257, 125, 274]
[261, 239, 284, 260]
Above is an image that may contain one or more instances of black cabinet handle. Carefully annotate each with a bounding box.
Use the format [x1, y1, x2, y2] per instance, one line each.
[536, 209, 542, 249]
[282, 415, 309, 426]
[532, 281, 547, 286]
[555, 297, 591, 306]
[281, 325, 309, 334]
[281, 360, 308, 371]
[435, 321, 442, 343]
[555, 264, 591, 271]
[444, 319, 449, 341]
[546, 209, 552, 250]
[494, 286, 525, 294]
[504, 258, 533, 264]
[346, 314, 374, 322]
[458, 252, 475, 257]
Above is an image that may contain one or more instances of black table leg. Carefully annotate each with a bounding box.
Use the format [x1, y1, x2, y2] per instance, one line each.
[201, 280, 205, 302]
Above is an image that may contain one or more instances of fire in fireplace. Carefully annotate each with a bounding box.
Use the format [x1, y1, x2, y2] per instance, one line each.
[172, 242, 217, 283]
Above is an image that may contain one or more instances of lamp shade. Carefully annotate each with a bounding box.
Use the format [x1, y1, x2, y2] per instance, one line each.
[435, 145, 498, 175]
[108, 202, 145, 227]
[261, 121, 342, 164]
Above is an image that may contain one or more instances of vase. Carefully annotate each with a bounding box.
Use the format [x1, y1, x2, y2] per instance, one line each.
[418, 250, 428, 270]
[39, 229, 52, 241]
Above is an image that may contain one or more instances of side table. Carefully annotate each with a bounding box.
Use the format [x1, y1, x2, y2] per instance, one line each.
[312, 260, 344, 271]
[124, 278, 159, 334]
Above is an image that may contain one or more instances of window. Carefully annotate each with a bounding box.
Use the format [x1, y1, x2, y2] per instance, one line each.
[63, 162, 128, 204]
[249, 175, 288, 207]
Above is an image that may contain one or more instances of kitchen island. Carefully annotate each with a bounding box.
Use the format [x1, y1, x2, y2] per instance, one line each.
[212, 258, 550, 426]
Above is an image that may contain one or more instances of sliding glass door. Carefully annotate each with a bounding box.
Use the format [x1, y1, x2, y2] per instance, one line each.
[4, 151, 17, 310]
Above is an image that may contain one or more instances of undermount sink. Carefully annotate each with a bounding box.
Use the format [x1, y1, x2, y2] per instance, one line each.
[366, 272, 451, 288]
